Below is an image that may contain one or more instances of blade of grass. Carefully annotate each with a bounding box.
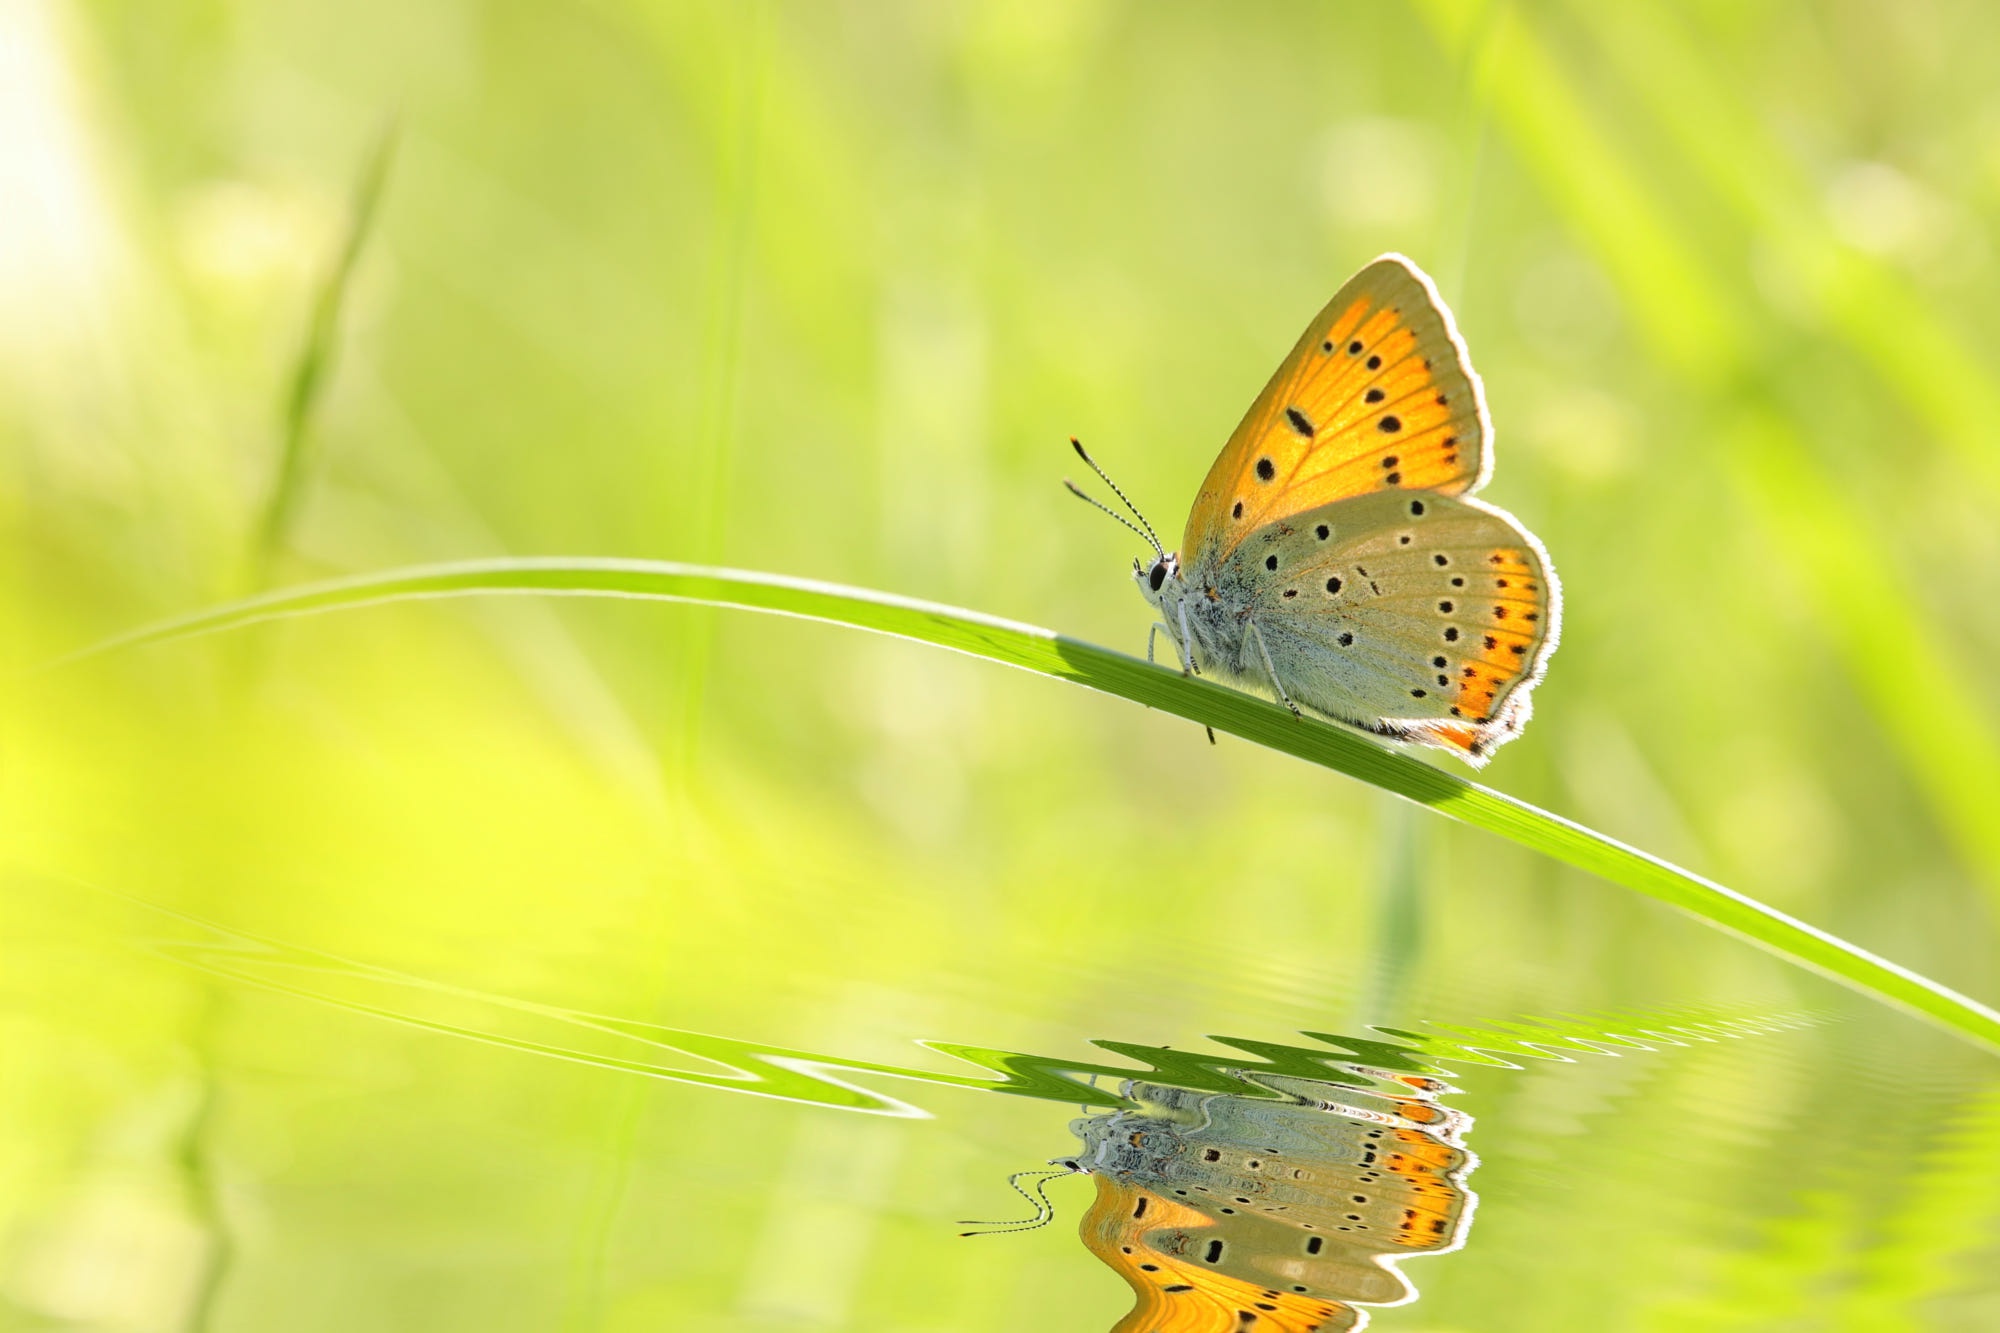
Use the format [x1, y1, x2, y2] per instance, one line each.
[1565, 0, 2000, 503]
[250, 122, 398, 586]
[59, 556, 2000, 1055]
[664, 3, 766, 789]
[187, 122, 398, 1333]
[571, 18, 768, 1330]
[1412, 0, 2000, 906]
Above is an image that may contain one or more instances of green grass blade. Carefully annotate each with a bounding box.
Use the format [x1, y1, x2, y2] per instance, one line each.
[251, 123, 398, 585]
[61, 557, 2000, 1055]
[1410, 0, 2000, 905]
[1565, 0, 2000, 503]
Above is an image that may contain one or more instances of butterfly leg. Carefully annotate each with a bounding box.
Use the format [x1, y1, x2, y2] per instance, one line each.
[1156, 615, 1216, 744]
[1149, 621, 1197, 675]
[1176, 600, 1201, 676]
[1244, 620, 1302, 718]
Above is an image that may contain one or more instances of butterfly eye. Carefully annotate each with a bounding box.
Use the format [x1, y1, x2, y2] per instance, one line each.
[1148, 562, 1167, 592]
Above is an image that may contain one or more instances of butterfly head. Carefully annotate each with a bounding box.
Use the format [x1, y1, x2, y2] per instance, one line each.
[1133, 551, 1181, 608]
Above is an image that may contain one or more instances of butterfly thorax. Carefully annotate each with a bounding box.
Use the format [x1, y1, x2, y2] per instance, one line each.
[1137, 551, 1259, 682]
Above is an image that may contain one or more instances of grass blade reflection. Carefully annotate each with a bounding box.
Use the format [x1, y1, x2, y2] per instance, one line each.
[82, 883, 1826, 1119]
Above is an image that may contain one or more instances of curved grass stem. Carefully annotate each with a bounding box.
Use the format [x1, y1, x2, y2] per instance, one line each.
[59, 556, 2000, 1056]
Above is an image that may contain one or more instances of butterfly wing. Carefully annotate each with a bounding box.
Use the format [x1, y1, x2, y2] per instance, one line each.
[1183, 255, 1490, 567]
[1222, 490, 1559, 764]
[1080, 1177, 1364, 1333]
[1134, 1108, 1476, 1277]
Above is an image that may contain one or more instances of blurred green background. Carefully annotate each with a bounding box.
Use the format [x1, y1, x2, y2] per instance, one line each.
[6, 1, 2000, 1328]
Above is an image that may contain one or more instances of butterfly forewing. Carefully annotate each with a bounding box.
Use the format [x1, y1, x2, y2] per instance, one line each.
[1183, 256, 1489, 565]
[1226, 490, 1559, 760]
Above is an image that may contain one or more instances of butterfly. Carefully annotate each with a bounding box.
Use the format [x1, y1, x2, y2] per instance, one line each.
[1060, 1068, 1477, 1333]
[1068, 255, 1560, 764]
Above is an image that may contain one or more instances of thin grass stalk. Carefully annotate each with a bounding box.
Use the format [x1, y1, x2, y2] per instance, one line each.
[250, 123, 398, 586]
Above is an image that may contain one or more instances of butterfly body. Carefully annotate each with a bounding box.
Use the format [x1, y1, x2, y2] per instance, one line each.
[1123, 255, 1560, 765]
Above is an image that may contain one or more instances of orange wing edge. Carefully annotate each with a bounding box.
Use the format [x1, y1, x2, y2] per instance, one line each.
[1393, 493, 1562, 768]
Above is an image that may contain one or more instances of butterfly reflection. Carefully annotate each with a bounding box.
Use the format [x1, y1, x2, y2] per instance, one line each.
[1056, 1067, 1474, 1332]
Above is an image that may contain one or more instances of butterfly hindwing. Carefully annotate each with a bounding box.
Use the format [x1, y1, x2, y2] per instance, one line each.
[1182, 255, 1490, 566]
[1221, 490, 1559, 763]
[1145, 1124, 1473, 1262]
[1081, 1177, 1364, 1333]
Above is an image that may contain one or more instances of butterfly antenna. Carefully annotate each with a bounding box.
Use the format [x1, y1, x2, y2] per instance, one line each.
[958, 1165, 1078, 1237]
[1068, 438, 1165, 557]
[1063, 478, 1160, 555]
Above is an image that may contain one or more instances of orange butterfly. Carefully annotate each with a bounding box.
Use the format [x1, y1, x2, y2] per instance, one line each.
[1071, 256, 1559, 764]
[1063, 1070, 1477, 1332]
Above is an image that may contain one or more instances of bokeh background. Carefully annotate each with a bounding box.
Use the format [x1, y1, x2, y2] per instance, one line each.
[6, 1, 2000, 1328]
